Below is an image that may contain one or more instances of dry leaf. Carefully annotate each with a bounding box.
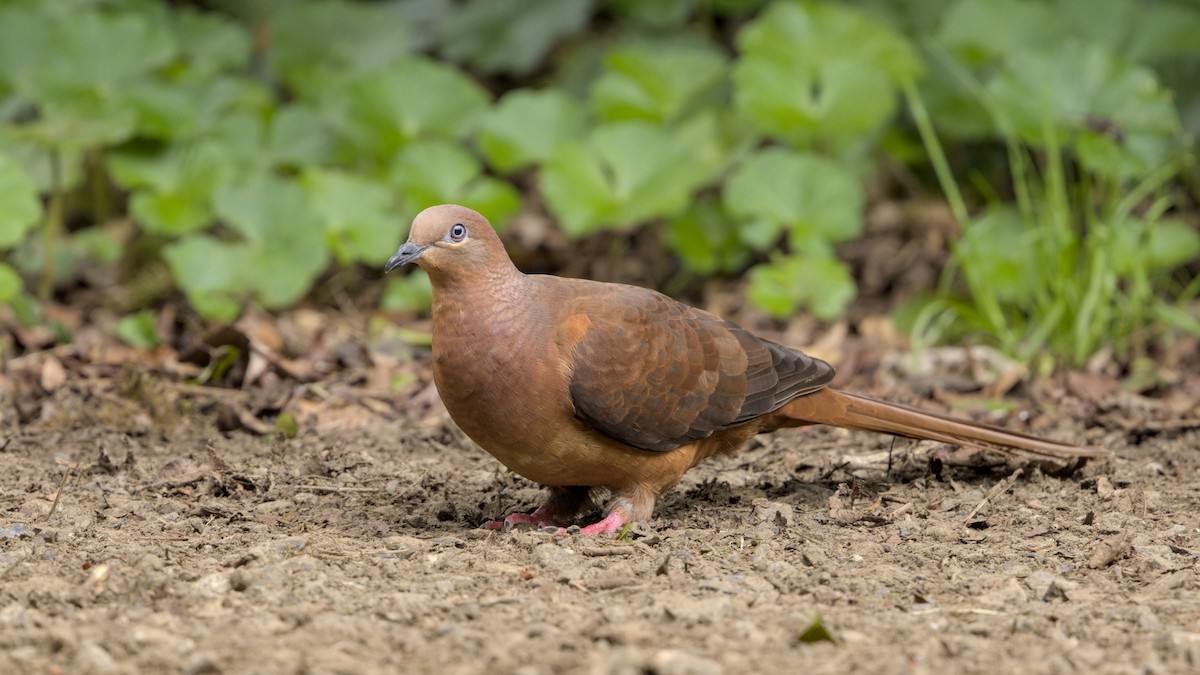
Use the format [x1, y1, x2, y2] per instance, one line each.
[1089, 532, 1130, 569]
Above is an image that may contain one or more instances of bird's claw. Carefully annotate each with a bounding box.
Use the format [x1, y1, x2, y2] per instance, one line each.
[483, 505, 628, 536]
[482, 506, 561, 532]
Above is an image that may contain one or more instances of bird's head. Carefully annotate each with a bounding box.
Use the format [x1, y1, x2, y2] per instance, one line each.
[385, 204, 510, 283]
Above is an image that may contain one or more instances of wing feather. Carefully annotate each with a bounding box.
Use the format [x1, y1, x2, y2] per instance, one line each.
[563, 287, 834, 452]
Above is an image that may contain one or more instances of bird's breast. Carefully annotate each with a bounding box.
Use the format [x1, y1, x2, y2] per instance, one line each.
[431, 305, 578, 482]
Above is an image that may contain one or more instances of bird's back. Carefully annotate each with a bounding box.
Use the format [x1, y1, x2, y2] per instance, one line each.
[535, 274, 836, 453]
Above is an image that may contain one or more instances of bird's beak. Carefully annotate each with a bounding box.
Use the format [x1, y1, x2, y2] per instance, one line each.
[385, 242, 429, 273]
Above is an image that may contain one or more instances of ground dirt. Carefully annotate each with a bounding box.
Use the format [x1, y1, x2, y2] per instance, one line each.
[2, 363, 1199, 675]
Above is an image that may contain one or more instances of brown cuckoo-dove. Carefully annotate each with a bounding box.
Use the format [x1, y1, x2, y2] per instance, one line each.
[386, 205, 1105, 535]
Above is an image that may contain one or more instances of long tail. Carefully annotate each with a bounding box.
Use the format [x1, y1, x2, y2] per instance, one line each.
[769, 388, 1108, 460]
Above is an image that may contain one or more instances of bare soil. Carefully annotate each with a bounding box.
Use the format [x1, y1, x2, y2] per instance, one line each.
[2, 368, 1198, 675]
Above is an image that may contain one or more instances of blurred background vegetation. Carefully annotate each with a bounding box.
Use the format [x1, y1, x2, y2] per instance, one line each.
[0, 0, 1197, 372]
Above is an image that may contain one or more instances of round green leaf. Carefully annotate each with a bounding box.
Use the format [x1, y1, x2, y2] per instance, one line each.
[724, 148, 863, 250]
[733, 2, 920, 146]
[748, 254, 856, 320]
[302, 169, 397, 266]
[0, 262, 22, 302]
[0, 153, 42, 248]
[541, 122, 719, 236]
[591, 43, 728, 123]
[478, 89, 586, 172]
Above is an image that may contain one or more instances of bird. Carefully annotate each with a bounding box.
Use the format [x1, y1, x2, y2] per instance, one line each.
[386, 204, 1106, 536]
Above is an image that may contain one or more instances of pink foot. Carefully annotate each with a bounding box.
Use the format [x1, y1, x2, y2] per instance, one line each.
[576, 510, 627, 536]
[483, 504, 562, 531]
[484, 506, 629, 536]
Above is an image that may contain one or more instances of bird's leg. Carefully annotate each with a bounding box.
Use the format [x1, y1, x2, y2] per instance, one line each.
[576, 510, 627, 536]
[562, 489, 655, 536]
[483, 486, 588, 531]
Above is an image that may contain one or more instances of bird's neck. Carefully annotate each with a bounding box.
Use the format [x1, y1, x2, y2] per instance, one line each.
[430, 266, 536, 338]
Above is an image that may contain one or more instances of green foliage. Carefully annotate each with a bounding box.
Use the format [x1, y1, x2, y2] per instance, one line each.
[107, 141, 236, 235]
[0, 151, 42, 303]
[591, 44, 728, 124]
[435, 0, 594, 76]
[391, 141, 521, 222]
[301, 169, 398, 266]
[749, 253, 856, 321]
[666, 203, 748, 275]
[541, 119, 722, 236]
[0, 262, 21, 304]
[895, 0, 1199, 369]
[0, 0, 1195, 371]
[319, 57, 490, 168]
[114, 309, 159, 348]
[478, 90, 586, 172]
[906, 89, 1197, 369]
[723, 148, 863, 251]
[723, 148, 863, 318]
[381, 273, 434, 313]
[733, 1, 922, 150]
[0, 152, 42, 247]
[797, 613, 836, 644]
[267, 0, 415, 89]
[986, 41, 1179, 179]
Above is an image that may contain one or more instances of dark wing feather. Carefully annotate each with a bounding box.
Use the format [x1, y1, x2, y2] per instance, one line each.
[565, 287, 834, 452]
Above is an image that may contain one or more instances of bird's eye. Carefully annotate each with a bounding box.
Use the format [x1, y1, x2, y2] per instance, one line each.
[448, 223, 467, 242]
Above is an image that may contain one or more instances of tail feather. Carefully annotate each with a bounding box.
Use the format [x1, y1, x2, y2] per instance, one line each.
[770, 388, 1108, 460]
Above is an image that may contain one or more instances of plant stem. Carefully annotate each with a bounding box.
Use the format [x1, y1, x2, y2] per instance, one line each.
[37, 148, 63, 300]
[902, 79, 968, 228]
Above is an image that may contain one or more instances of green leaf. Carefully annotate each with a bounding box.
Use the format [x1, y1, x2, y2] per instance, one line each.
[539, 141, 620, 236]
[109, 141, 237, 236]
[1055, 0, 1200, 63]
[207, 104, 330, 172]
[162, 234, 245, 322]
[724, 148, 863, 251]
[591, 43, 728, 123]
[0, 262, 22, 303]
[605, 0, 694, 28]
[114, 310, 160, 349]
[274, 411, 299, 438]
[1144, 219, 1200, 272]
[170, 7, 252, 76]
[267, 0, 415, 89]
[74, 226, 123, 265]
[15, 98, 138, 152]
[436, 0, 593, 76]
[0, 152, 43, 248]
[213, 174, 329, 308]
[458, 178, 522, 229]
[130, 190, 212, 238]
[328, 57, 491, 166]
[392, 141, 482, 207]
[124, 74, 270, 141]
[748, 253, 856, 320]
[477, 89, 586, 172]
[36, 7, 176, 94]
[986, 41, 1181, 178]
[956, 206, 1042, 304]
[390, 140, 521, 225]
[0, 5, 52, 92]
[733, 1, 921, 148]
[301, 169, 398, 266]
[666, 202, 750, 274]
[0, 3, 172, 152]
[265, 104, 331, 168]
[381, 273, 433, 313]
[797, 614, 836, 644]
[937, 0, 1061, 65]
[542, 121, 721, 236]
